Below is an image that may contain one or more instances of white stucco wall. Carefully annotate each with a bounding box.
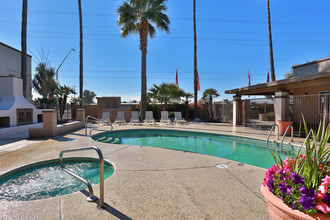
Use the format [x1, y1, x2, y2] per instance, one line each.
[293, 58, 330, 77]
[0, 42, 32, 100]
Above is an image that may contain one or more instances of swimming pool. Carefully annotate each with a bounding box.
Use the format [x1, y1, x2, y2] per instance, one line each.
[0, 158, 114, 201]
[93, 129, 297, 169]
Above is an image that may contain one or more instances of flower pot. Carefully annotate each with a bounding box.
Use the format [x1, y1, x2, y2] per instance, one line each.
[259, 113, 267, 121]
[260, 185, 328, 220]
[276, 120, 293, 136]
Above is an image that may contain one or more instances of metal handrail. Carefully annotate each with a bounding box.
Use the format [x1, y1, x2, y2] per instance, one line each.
[59, 146, 105, 208]
[266, 123, 279, 147]
[280, 125, 294, 149]
[85, 115, 113, 135]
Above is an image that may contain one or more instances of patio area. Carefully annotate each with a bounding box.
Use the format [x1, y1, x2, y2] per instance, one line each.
[0, 123, 296, 220]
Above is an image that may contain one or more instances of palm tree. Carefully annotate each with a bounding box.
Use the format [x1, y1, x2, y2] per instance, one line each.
[148, 83, 182, 111]
[32, 63, 57, 100]
[182, 91, 193, 120]
[202, 88, 220, 119]
[21, 0, 28, 98]
[267, 0, 275, 81]
[78, 0, 83, 108]
[55, 85, 76, 119]
[193, 0, 198, 118]
[117, 0, 170, 121]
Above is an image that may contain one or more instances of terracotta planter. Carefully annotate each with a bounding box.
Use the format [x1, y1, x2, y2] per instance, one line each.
[276, 120, 293, 136]
[260, 185, 328, 220]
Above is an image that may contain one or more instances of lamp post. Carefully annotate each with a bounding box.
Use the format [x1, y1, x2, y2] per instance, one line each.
[56, 48, 75, 82]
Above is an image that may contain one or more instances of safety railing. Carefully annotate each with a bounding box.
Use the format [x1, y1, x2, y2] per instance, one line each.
[59, 146, 105, 208]
[85, 115, 113, 135]
[280, 125, 294, 149]
[266, 123, 279, 147]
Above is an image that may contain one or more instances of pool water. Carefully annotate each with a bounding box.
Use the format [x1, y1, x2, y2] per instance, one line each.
[0, 160, 114, 201]
[93, 129, 297, 169]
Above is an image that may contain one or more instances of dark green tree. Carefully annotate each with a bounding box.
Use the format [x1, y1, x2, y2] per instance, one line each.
[32, 63, 57, 100]
[202, 88, 220, 119]
[182, 91, 194, 120]
[148, 83, 183, 111]
[117, 0, 170, 120]
[55, 85, 76, 119]
[83, 89, 96, 104]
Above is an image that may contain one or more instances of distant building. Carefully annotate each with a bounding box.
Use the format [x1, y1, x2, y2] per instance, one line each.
[293, 57, 330, 77]
[0, 42, 32, 100]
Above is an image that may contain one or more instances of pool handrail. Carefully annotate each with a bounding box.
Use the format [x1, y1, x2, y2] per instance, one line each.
[280, 125, 294, 150]
[266, 123, 279, 147]
[59, 146, 105, 208]
[85, 115, 113, 135]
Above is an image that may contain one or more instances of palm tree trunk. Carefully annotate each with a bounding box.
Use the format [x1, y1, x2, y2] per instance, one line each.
[21, 0, 27, 98]
[78, 0, 83, 108]
[140, 48, 147, 121]
[267, 0, 275, 81]
[185, 100, 189, 120]
[193, 0, 198, 119]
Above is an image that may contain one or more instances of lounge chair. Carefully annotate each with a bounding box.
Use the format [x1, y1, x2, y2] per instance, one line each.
[160, 111, 171, 124]
[130, 111, 140, 124]
[174, 112, 186, 124]
[144, 111, 155, 125]
[115, 111, 125, 125]
[98, 112, 111, 125]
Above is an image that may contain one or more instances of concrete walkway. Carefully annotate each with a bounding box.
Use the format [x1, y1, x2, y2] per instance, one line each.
[0, 123, 289, 220]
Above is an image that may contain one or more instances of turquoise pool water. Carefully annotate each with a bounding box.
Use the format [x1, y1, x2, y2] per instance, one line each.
[0, 159, 114, 201]
[93, 129, 297, 169]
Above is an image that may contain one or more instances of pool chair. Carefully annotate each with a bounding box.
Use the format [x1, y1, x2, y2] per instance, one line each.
[115, 111, 125, 125]
[160, 111, 171, 124]
[130, 111, 140, 124]
[144, 111, 155, 125]
[98, 112, 111, 125]
[174, 112, 186, 124]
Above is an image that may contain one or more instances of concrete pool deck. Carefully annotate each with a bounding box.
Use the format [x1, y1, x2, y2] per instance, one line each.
[0, 122, 300, 220]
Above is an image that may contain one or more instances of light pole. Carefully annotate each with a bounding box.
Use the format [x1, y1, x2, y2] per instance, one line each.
[56, 48, 75, 82]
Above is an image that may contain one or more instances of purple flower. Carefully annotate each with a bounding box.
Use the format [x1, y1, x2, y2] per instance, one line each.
[280, 169, 285, 180]
[279, 182, 293, 195]
[267, 175, 274, 192]
[299, 186, 316, 210]
[291, 172, 305, 185]
[323, 194, 330, 207]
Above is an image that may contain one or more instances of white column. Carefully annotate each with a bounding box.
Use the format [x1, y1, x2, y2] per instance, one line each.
[274, 90, 290, 121]
[233, 95, 241, 126]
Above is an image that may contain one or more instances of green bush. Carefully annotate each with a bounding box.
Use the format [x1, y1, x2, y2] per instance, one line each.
[266, 112, 275, 121]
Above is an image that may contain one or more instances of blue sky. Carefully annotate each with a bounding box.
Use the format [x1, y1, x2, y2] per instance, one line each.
[0, 0, 329, 102]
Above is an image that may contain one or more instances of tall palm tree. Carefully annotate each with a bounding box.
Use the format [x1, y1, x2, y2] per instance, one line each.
[193, 0, 198, 118]
[21, 0, 28, 98]
[202, 88, 220, 119]
[78, 0, 83, 108]
[117, 0, 170, 121]
[267, 0, 275, 81]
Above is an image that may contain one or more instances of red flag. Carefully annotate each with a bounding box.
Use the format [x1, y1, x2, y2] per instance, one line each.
[197, 69, 200, 91]
[248, 70, 251, 86]
[176, 68, 178, 86]
[267, 71, 270, 83]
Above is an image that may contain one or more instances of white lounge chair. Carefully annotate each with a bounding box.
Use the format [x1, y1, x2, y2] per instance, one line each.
[160, 111, 171, 124]
[98, 112, 111, 125]
[144, 111, 155, 125]
[115, 111, 125, 125]
[130, 111, 140, 124]
[174, 112, 186, 124]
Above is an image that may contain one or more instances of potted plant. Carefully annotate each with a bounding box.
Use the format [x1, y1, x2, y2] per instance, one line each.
[261, 117, 330, 219]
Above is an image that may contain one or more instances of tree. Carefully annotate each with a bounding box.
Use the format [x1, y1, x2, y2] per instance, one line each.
[182, 91, 193, 120]
[202, 88, 220, 119]
[148, 83, 183, 111]
[117, 0, 170, 121]
[267, 0, 275, 81]
[193, 0, 198, 118]
[83, 89, 96, 104]
[78, 0, 83, 108]
[21, 0, 28, 98]
[32, 63, 57, 100]
[55, 85, 76, 119]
